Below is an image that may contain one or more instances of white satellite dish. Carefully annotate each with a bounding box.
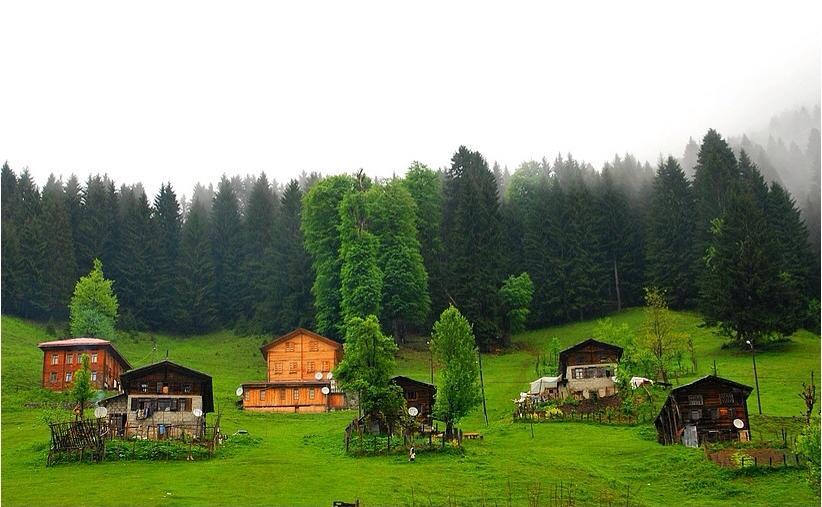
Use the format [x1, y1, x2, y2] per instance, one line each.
[235, 386, 244, 396]
[733, 418, 744, 429]
[193, 408, 203, 418]
[326, 372, 333, 380]
[408, 407, 419, 417]
[315, 372, 323, 380]
[94, 406, 108, 418]
[321, 386, 330, 395]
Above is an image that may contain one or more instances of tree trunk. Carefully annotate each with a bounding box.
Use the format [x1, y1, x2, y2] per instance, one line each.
[445, 421, 454, 441]
[613, 258, 622, 312]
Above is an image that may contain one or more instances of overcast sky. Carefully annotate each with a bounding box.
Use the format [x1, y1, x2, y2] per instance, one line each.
[1, 1, 819, 197]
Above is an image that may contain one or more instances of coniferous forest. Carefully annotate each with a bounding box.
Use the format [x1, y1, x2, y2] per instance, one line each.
[2, 126, 819, 349]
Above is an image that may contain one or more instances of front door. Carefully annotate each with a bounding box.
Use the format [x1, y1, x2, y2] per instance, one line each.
[683, 424, 698, 447]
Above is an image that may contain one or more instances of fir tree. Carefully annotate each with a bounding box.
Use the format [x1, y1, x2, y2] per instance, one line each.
[242, 173, 277, 322]
[179, 197, 218, 333]
[38, 176, 76, 318]
[441, 146, 503, 349]
[210, 176, 245, 326]
[114, 186, 157, 329]
[1, 162, 23, 314]
[151, 184, 183, 329]
[645, 157, 698, 308]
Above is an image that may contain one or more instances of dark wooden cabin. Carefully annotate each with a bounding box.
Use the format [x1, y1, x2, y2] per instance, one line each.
[392, 376, 436, 422]
[654, 375, 752, 447]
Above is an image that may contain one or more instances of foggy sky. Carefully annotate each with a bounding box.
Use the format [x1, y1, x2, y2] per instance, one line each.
[1, 1, 819, 197]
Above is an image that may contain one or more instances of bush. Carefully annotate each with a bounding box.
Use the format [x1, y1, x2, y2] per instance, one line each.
[105, 439, 212, 461]
[796, 420, 821, 496]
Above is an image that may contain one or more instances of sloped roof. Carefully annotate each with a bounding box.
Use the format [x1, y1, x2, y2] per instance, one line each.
[558, 338, 623, 377]
[671, 375, 753, 395]
[120, 359, 214, 412]
[38, 337, 132, 370]
[392, 375, 436, 389]
[259, 328, 341, 359]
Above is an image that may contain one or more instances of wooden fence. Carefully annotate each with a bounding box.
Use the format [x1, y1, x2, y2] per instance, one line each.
[514, 409, 646, 426]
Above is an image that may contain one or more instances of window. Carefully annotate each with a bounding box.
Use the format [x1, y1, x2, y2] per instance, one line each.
[285, 341, 295, 352]
[65, 372, 72, 382]
[292, 388, 300, 401]
[289, 362, 298, 374]
[573, 368, 584, 379]
[66, 354, 74, 364]
[690, 409, 702, 420]
[51, 354, 59, 365]
[91, 371, 97, 382]
[688, 394, 703, 406]
[719, 392, 734, 405]
[307, 361, 316, 373]
[407, 391, 418, 400]
[140, 383, 148, 393]
[49, 372, 57, 383]
[183, 384, 192, 394]
[274, 362, 284, 375]
[259, 389, 267, 401]
[91, 353, 98, 364]
[322, 361, 330, 372]
[309, 340, 319, 352]
[279, 388, 286, 401]
[309, 387, 315, 400]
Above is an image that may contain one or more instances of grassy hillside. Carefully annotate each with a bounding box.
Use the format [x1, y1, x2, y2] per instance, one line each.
[2, 309, 819, 506]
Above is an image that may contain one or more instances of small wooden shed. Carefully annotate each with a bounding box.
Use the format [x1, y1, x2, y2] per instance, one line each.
[654, 375, 752, 446]
[392, 376, 436, 422]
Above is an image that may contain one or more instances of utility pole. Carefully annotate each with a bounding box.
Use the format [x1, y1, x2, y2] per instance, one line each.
[746, 340, 762, 415]
[478, 349, 489, 427]
[426, 340, 433, 384]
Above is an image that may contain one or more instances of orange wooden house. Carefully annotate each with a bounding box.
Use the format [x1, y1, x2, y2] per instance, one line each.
[241, 328, 346, 413]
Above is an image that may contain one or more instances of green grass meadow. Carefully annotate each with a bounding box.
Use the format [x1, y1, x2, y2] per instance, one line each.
[1, 309, 819, 506]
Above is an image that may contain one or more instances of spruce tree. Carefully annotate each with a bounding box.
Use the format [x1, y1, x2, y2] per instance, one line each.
[179, 197, 218, 334]
[151, 183, 183, 329]
[645, 157, 698, 308]
[16, 169, 47, 318]
[441, 146, 503, 349]
[692, 129, 738, 252]
[38, 176, 76, 318]
[242, 173, 277, 324]
[114, 186, 156, 329]
[1, 162, 23, 314]
[210, 176, 245, 326]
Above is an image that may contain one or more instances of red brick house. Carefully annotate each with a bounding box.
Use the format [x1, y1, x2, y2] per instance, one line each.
[38, 338, 131, 391]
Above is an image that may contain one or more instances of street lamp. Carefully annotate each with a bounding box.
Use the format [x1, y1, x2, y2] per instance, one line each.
[426, 341, 433, 384]
[746, 340, 762, 415]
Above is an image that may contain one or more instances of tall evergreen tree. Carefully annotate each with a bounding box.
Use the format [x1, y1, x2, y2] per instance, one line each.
[242, 173, 277, 322]
[211, 176, 245, 326]
[302, 174, 357, 340]
[1, 162, 23, 314]
[38, 176, 76, 318]
[645, 157, 698, 308]
[151, 183, 183, 329]
[273, 180, 315, 331]
[700, 189, 793, 345]
[692, 129, 738, 252]
[441, 146, 503, 349]
[16, 169, 46, 318]
[113, 186, 156, 329]
[77, 175, 118, 272]
[179, 197, 218, 333]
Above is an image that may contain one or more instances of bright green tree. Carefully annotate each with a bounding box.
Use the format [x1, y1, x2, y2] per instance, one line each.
[302, 174, 357, 340]
[338, 186, 382, 325]
[430, 305, 482, 440]
[498, 272, 534, 342]
[71, 353, 96, 419]
[368, 180, 430, 340]
[334, 315, 403, 426]
[69, 259, 118, 337]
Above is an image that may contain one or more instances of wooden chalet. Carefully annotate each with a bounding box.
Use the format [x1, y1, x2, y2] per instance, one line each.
[558, 338, 623, 399]
[38, 337, 131, 391]
[241, 328, 346, 413]
[392, 375, 436, 422]
[654, 375, 752, 447]
[101, 359, 214, 438]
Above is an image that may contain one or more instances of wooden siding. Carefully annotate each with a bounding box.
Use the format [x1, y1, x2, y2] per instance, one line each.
[41, 346, 128, 392]
[242, 384, 343, 412]
[264, 330, 342, 383]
